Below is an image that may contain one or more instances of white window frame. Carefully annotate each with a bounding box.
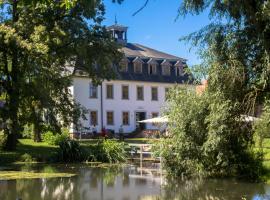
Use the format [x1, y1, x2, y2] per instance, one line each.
[136, 86, 144, 101]
[122, 111, 130, 126]
[122, 85, 129, 100]
[151, 87, 158, 101]
[106, 84, 114, 99]
[89, 83, 98, 99]
[90, 110, 98, 126]
[106, 111, 114, 126]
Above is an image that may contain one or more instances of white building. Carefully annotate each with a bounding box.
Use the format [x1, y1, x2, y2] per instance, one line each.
[70, 23, 192, 135]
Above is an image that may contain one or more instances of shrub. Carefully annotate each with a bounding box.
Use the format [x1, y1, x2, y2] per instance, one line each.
[102, 140, 126, 163]
[57, 139, 86, 162]
[22, 124, 34, 139]
[56, 139, 126, 163]
[86, 140, 126, 163]
[158, 88, 263, 179]
[20, 153, 36, 163]
[42, 130, 69, 145]
[42, 131, 56, 145]
[254, 100, 270, 148]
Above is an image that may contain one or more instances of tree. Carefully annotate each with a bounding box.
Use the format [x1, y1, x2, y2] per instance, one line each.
[0, 0, 122, 150]
[156, 0, 269, 179]
[159, 87, 263, 179]
[179, 0, 270, 111]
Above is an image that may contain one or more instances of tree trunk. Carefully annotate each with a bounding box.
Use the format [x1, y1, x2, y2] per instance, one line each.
[33, 110, 42, 142]
[33, 123, 42, 142]
[3, 0, 20, 150]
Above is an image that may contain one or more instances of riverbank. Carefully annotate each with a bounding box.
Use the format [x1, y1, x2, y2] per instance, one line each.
[2, 138, 270, 182]
[0, 138, 153, 165]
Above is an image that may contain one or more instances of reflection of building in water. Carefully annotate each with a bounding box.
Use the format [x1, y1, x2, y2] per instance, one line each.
[78, 166, 161, 200]
[1, 165, 270, 200]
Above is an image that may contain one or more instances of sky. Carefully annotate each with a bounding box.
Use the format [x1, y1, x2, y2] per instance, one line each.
[102, 0, 211, 66]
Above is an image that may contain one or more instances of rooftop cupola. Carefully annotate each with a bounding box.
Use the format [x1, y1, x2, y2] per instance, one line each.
[107, 17, 128, 45]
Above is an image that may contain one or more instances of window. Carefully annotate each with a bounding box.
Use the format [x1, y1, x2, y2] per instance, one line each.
[106, 84, 114, 99]
[89, 83, 98, 98]
[151, 87, 158, 101]
[148, 64, 157, 75]
[122, 85, 129, 100]
[137, 86, 144, 100]
[134, 62, 142, 73]
[162, 65, 171, 76]
[106, 111, 114, 125]
[119, 60, 128, 72]
[122, 112, 129, 125]
[175, 66, 183, 76]
[90, 111, 98, 125]
[152, 112, 159, 126]
[165, 88, 170, 100]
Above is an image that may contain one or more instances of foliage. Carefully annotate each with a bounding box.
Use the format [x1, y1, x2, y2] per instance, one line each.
[179, 0, 270, 113]
[19, 153, 36, 163]
[159, 87, 263, 179]
[42, 131, 55, 145]
[42, 130, 69, 146]
[254, 100, 270, 148]
[102, 140, 126, 163]
[22, 124, 34, 139]
[0, 0, 122, 150]
[86, 140, 126, 163]
[57, 139, 85, 162]
[157, 0, 270, 179]
[0, 130, 6, 149]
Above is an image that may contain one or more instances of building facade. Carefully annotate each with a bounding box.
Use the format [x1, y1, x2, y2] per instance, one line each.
[70, 23, 192, 134]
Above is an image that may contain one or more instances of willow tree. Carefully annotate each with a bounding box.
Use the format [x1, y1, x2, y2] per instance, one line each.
[0, 0, 122, 150]
[156, 0, 270, 179]
[179, 0, 270, 109]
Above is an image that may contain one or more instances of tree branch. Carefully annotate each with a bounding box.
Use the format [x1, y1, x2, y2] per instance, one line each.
[132, 0, 149, 16]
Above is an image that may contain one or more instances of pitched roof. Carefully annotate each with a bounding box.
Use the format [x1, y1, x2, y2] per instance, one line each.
[122, 43, 186, 62]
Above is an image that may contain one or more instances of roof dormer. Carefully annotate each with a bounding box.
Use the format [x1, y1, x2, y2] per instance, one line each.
[147, 58, 158, 75]
[174, 60, 184, 76]
[161, 60, 171, 76]
[133, 57, 143, 74]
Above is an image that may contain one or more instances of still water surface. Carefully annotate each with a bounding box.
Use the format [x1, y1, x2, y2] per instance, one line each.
[1, 164, 270, 200]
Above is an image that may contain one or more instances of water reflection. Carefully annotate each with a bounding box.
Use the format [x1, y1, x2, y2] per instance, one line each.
[0, 164, 270, 200]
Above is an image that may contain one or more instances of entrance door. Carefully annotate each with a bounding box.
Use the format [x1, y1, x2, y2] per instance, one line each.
[135, 112, 146, 130]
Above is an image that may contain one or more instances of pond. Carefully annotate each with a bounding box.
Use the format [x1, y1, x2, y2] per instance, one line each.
[0, 164, 270, 200]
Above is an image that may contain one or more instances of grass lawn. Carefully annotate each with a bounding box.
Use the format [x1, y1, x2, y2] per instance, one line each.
[0, 138, 153, 165]
[0, 139, 58, 164]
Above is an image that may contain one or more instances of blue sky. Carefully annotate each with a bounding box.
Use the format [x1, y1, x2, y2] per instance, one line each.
[103, 0, 211, 66]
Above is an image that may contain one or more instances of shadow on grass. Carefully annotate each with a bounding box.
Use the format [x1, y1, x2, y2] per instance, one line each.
[0, 139, 58, 165]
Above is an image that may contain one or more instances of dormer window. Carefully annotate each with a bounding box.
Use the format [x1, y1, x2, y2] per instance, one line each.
[118, 58, 129, 72]
[175, 60, 183, 76]
[133, 57, 143, 74]
[161, 60, 171, 76]
[147, 58, 158, 75]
